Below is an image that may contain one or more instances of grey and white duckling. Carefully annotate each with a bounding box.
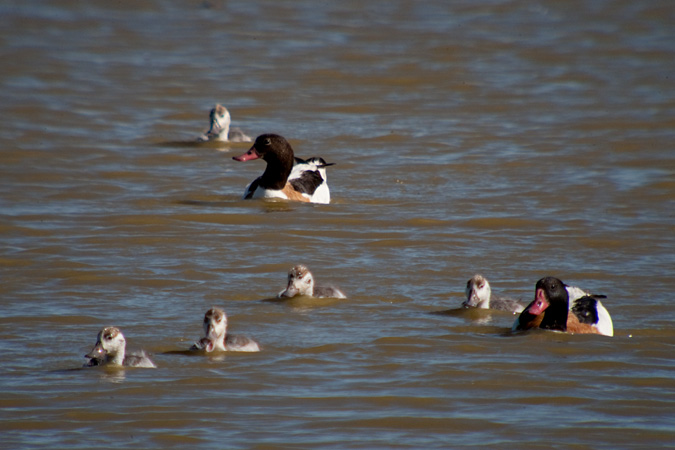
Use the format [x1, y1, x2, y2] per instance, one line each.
[191, 307, 260, 352]
[277, 264, 347, 299]
[197, 104, 252, 142]
[84, 326, 156, 368]
[463, 274, 525, 313]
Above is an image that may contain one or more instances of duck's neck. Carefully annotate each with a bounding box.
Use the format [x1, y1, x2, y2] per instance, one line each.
[305, 280, 315, 296]
[216, 330, 228, 350]
[109, 347, 125, 365]
[260, 148, 294, 190]
[206, 326, 227, 349]
[217, 123, 230, 139]
[540, 298, 569, 332]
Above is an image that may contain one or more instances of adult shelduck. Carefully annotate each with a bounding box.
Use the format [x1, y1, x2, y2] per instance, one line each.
[233, 134, 333, 204]
[191, 307, 260, 352]
[512, 276, 613, 336]
[277, 264, 347, 299]
[463, 274, 525, 313]
[84, 326, 156, 368]
[197, 104, 252, 142]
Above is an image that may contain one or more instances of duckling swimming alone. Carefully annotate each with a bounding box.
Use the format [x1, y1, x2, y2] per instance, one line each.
[197, 104, 251, 142]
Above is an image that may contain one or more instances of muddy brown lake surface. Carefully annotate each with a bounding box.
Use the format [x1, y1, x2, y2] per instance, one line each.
[1, 1, 674, 449]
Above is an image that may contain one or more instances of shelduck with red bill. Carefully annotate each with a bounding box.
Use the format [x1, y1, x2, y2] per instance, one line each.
[233, 134, 332, 204]
[512, 276, 613, 336]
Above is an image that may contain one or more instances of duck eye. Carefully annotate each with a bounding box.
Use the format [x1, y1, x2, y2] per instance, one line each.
[264, 138, 271, 146]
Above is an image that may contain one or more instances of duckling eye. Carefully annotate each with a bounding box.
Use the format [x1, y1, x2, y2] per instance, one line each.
[264, 137, 272, 146]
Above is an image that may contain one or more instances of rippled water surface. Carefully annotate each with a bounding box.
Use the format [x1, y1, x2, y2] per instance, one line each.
[1, 0, 674, 448]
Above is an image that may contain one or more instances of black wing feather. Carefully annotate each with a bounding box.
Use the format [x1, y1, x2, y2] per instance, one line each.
[290, 170, 323, 195]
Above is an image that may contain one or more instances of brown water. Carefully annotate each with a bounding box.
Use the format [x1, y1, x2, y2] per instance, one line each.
[1, 1, 674, 448]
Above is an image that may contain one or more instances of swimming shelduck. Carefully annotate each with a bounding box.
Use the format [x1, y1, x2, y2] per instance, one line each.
[463, 274, 525, 313]
[191, 307, 260, 352]
[84, 326, 156, 368]
[277, 264, 347, 299]
[512, 277, 613, 336]
[233, 134, 333, 204]
[197, 104, 252, 142]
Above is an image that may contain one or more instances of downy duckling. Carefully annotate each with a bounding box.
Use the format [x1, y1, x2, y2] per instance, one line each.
[197, 104, 251, 142]
[277, 264, 347, 299]
[84, 326, 156, 368]
[191, 307, 260, 352]
[463, 274, 525, 313]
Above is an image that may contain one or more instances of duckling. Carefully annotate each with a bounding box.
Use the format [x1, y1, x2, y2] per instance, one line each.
[277, 264, 347, 299]
[197, 104, 251, 142]
[463, 274, 525, 313]
[84, 326, 156, 368]
[191, 307, 260, 352]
